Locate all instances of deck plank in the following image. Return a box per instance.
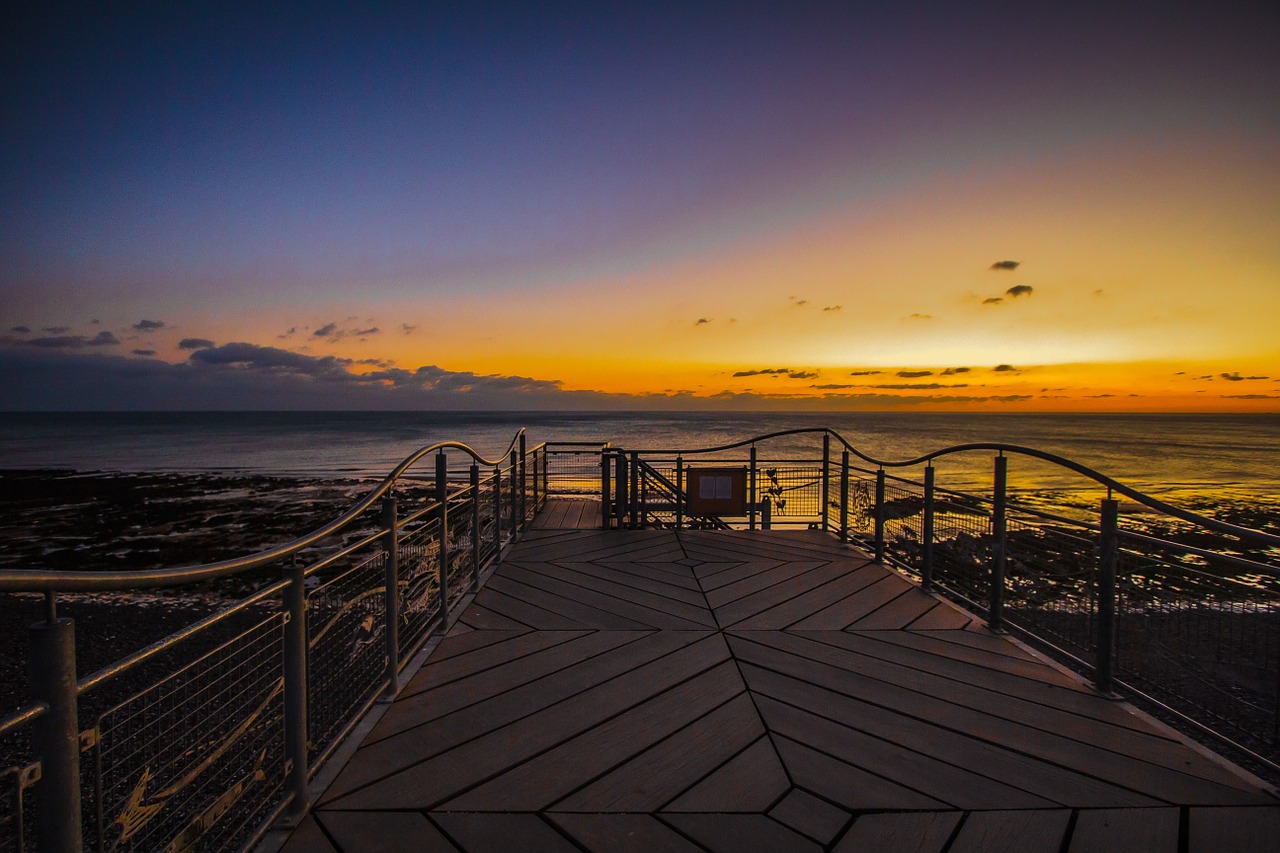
[291,524,1280,853]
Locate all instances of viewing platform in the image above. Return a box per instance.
[4,432,1278,852]
[274,500,1278,852]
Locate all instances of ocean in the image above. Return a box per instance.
[1,410,1277,502]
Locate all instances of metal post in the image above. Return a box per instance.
[436,451,449,630]
[989,455,1008,632]
[748,445,758,530]
[518,433,527,525]
[470,464,481,590]
[839,450,850,543]
[28,615,81,852]
[615,452,627,528]
[380,497,399,699]
[283,563,309,821]
[874,468,886,562]
[531,446,539,512]
[762,497,772,530]
[1096,497,1119,694]
[675,456,684,530]
[493,465,503,547]
[921,466,936,591]
[600,449,611,529]
[508,449,519,540]
[821,433,831,532]
[629,451,639,529]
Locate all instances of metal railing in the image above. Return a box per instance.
[607,428,1280,776]
[0,431,543,853]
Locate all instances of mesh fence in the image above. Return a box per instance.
[398,518,442,660]
[544,448,603,495]
[0,725,34,853]
[93,614,285,852]
[307,553,387,763]
[1002,514,1098,661]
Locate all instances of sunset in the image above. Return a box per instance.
[2,2,1277,411]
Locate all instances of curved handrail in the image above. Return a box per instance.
[0,431,527,593]
[621,427,1280,549]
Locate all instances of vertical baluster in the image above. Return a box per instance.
[600,449,611,529]
[470,464,481,590]
[675,456,684,530]
[839,450,850,544]
[282,562,309,821]
[518,433,527,526]
[921,465,936,591]
[28,603,82,850]
[381,497,399,699]
[749,444,758,530]
[821,433,831,532]
[874,468,886,562]
[493,465,503,549]
[615,451,627,529]
[1096,496,1119,694]
[629,451,640,529]
[508,449,519,541]
[436,452,449,631]
[989,454,1008,632]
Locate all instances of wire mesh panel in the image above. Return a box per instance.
[757,465,824,523]
[1002,514,1098,660]
[0,729,35,853]
[446,491,477,611]
[477,475,500,566]
[880,479,926,576]
[94,613,285,853]
[929,490,994,607]
[397,518,442,661]
[544,448,603,495]
[307,552,387,763]
[1114,541,1280,761]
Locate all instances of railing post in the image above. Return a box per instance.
[921,465,936,591]
[748,444,758,530]
[839,450,850,544]
[629,451,640,529]
[493,465,503,547]
[508,449,519,541]
[28,612,82,852]
[531,446,540,512]
[436,451,449,631]
[821,433,831,532]
[615,451,627,529]
[283,562,309,821]
[989,454,1008,632]
[470,464,481,590]
[1096,497,1119,695]
[675,456,684,530]
[874,468,886,562]
[762,497,772,530]
[600,449,611,529]
[518,433,527,525]
[380,497,399,699]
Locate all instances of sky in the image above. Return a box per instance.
[2,1,1278,411]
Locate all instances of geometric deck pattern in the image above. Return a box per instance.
[280,511,1280,852]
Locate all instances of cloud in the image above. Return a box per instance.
[401,324,417,335]
[989,260,1020,271]
[813,384,856,390]
[849,370,883,376]
[823,305,842,312]
[733,369,790,377]
[42,326,70,334]
[872,383,970,390]
[133,319,165,331]
[1005,285,1034,298]
[788,296,808,307]
[190,343,355,379]
[278,327,298,339]
[1220,372,1244,381]
[1223,394,1280,400]
[10,326,30,334]
[905,313,932,320]
[132,349,156,357]
[897,370,933,378]
[788,371,818,380]
[942,367,971,375]
[22,331,119,349]
[993,364,1016,372]
[352,327,380,336]
[982,297,1004,305]
[695,318,712,326]
[314,322,339,337]
[179,338,216,350]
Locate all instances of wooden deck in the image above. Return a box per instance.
[279,503,1280,852]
